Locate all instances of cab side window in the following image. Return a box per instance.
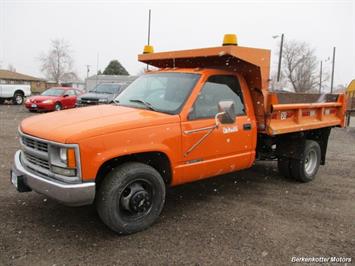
[189,75,245,120]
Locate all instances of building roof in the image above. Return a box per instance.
[86,74,137,81]
[0,69,44,81]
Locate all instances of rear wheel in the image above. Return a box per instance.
[290,140,321,182]
[54,102,62,111]
[96,162,166,235]
[13,92,24,105]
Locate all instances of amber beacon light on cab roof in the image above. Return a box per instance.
[11,34,347,234]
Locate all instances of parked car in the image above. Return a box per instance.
[76,83,127,106]
[25,87,83,112]
[0,84,31,105]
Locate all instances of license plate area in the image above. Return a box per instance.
[10,171,31,192]
[31,104,37,108]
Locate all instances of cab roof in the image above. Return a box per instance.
[138,45,271,91]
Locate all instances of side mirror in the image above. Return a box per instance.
[217,101,236,124]
[63,94,69,97]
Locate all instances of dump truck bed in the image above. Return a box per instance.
[263,92,347,135]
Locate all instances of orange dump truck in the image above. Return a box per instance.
[11,35,347,234]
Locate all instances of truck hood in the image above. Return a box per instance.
[20,105,179,143]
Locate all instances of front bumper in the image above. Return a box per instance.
[11,150,95,206]
[25,103,55,111]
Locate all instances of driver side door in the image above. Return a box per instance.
[180,75,255,183]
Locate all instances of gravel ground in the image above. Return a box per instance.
[0,104,354,265]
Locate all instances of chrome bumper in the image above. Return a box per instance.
[11,150,95,206]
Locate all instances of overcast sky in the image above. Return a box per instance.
[0,0,354,89]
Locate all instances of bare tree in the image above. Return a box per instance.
[39,39,73,83]
[281,40,320,93]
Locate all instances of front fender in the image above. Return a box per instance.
[79,123,182,181]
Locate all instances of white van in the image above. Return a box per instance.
[0,84,31,105]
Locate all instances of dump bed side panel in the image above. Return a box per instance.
[259,92,347,136]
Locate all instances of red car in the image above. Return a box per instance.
[25,87,83,112]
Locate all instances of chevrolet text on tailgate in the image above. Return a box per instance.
[11,35,347,234]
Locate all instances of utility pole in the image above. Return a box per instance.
[86,65,90,79]
[277,33,284,82]
[319,60,323,93]
[96,53,99,74]
[330,46,336,93]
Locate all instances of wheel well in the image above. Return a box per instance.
[258,127,332,165]
[14,90,24,96]
[95,152,172,191]
[303,127,331,165]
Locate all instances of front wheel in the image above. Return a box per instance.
[290,140,321,182]
[54,102,62,111]
[96,162,166,235]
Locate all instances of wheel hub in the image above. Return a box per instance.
[304,150,317,175]
[120,182,152,214]
[130,190,151,212]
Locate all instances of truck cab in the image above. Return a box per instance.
[11,35,347,234]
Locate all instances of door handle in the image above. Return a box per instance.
[243,123,252,130]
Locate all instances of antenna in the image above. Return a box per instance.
[148,9,151,46]
[146,9,151,70]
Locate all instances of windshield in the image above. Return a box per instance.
[90,83,120,94]
[41,88,64,96]
[116,73,200,114]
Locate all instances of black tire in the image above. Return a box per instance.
[0,98,4,104]
[290,140,321,183]
[96,162,166,235]
[54,102,62,111]
[13,92,24,105]
[278,157,292,179]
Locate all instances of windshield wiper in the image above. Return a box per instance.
[129,99,158,111]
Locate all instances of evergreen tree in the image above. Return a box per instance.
[103,60,129,75]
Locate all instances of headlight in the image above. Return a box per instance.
[25,99,30,103]
[99,98,108,103]
[49,146,78,179]
[59,147,67,163]
[42,99,53,104]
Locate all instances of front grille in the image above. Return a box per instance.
[23,152,50,170]
[22,136,48,152]
[81,98,99,105]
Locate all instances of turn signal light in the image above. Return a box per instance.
[67,148,76,168]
